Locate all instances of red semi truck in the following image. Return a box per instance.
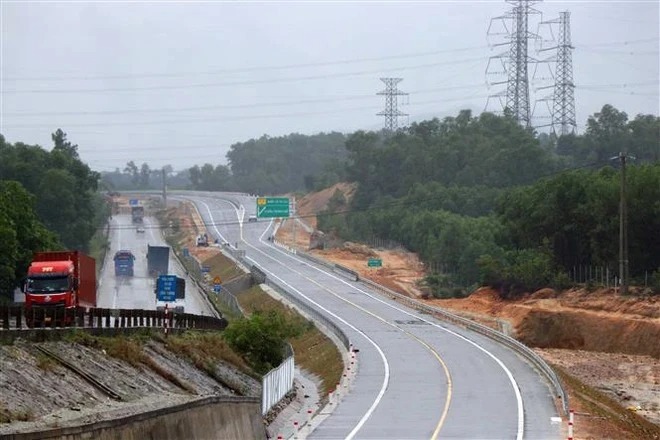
[23,251,97,327]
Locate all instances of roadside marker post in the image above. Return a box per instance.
[163,303,169,337]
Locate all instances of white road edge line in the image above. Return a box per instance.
[174,193,527,439]
[253,216,526,440]
[261,228,526,440]
[196,197,392,440]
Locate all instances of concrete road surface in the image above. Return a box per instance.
[171,191,563,440]
[96,214,214,316]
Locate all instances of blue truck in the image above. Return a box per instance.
[114,250,135,276]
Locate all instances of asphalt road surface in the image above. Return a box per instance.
[172,191,562,440]
[96,214,214,316]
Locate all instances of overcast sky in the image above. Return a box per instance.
[1,1,658,173]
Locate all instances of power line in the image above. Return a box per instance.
[5,38,652,84]
[579,37,659,48]
[576,48,659,56]
[2,56,486,94]
[2,84,484,117]
[3,45,489,82]
[576,81,659,89]
[3,93,492,129]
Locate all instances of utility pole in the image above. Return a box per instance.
[614,152,634,295]
[162,167,167,207]
[377,78,408,132]
[292,196,296,250]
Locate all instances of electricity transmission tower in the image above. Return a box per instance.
[550,11,576,135]
[486,1,540,127]
[534,11,576,136]
[377,78,408,132]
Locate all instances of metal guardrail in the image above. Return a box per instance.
[293,248,568,415]
[357,276,569,415]
[212,237,351,352]
[333,263,359,282]
[0,306,227,331]
[168,243,225,320]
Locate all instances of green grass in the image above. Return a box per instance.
[0,404,34,424]
[165,331,258,394]
[0,403,11,424]
[204,253,245,285]
[71,331,243,394]
[237,286,343,395]
[35,354,57,372]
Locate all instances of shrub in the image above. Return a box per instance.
[223,310,303,375]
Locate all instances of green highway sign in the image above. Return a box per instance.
[257,197,290,218]
[367,258,382,268]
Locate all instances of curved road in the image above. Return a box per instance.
[97,213,214,316]
[174,191,562,439]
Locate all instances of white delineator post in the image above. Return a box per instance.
[567,409,574,440]
[164,303,169,336]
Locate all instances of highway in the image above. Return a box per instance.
[96,214,214,316]
[174,191,562,440]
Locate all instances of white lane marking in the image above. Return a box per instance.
[196,197,391,440]
[245,253,391,440]
[170,194,525,440]
[261,233,526,440]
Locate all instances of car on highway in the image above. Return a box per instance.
[136,226,145,233]
[248,215,258,223]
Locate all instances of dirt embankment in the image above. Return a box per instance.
[432,287,660,358]
[294,182,356,229]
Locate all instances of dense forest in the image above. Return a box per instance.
[0,130,106,297]
[226,132,348,194]
[100,131,347,195]
[317,105,660,295]
[1,104,657,298]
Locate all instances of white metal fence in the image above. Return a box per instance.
[261,345,295,415]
